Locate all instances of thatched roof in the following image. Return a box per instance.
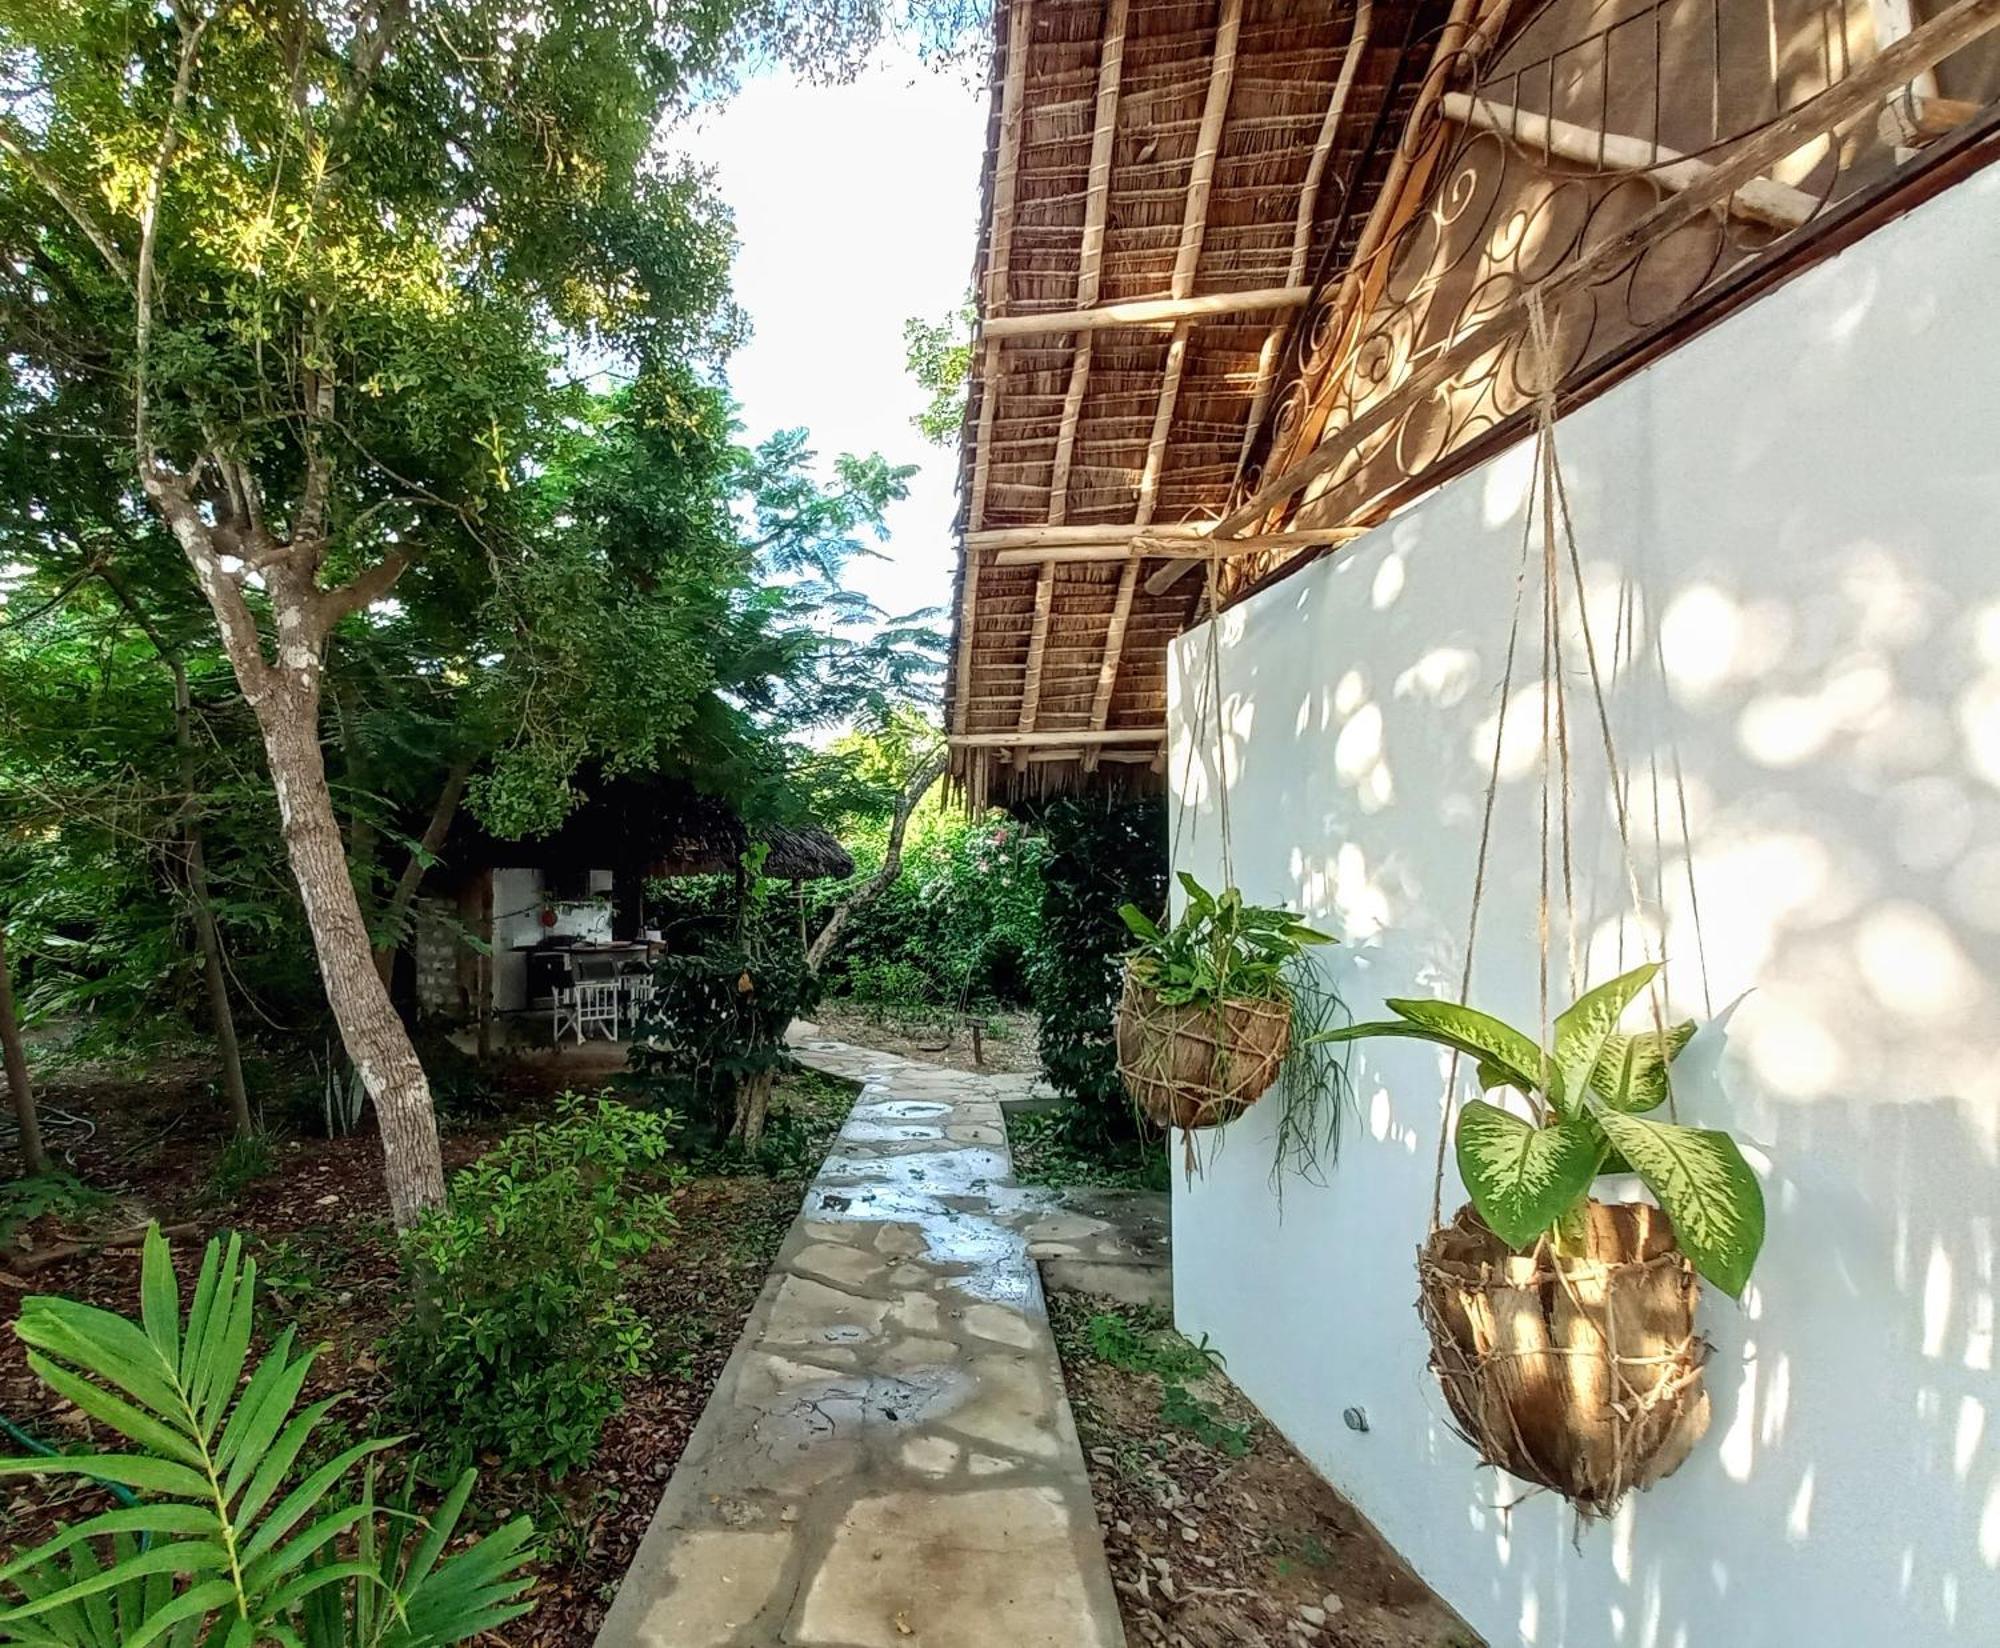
[947,0,2000,806]
[445,777,854,883]
[945,0,1450,805]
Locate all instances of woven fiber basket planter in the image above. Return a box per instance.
[1114,971,1291,1131]
[1417,1200,1711,1518]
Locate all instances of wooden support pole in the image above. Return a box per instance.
[1439,93,1819,230]
[1209,0,2000,540]
[981,285,1312,338]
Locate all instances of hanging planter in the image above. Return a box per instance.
[1317,962,1764,1517]
[1419,1201,1710,1514]
[1115,976,1291,1130]
[1114,874,1329,1133]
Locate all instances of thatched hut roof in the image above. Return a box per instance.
[945,0,1451,805]
[445,777,854,883]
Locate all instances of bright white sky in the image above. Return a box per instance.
[683,50,988,627]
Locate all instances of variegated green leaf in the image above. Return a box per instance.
[1550,962,1659,1117]
[1591,1105,1765,1296]
[1453,1101,1603,1249]
[1589,1020,1696,1113]
[1388,998,1548,1094]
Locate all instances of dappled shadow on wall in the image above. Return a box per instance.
[1164,273,2000,1640]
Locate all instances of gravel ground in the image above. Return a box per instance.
[1049,1293,1482,1648]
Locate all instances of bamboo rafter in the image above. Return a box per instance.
[1087,0,1242,770]
[1236,0,1374,479]
[1021,0,1127,738]
[954,0,1033,753]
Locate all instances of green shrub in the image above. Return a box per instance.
[0,1172,108,1246]
[203,1129,277,1204]
[808,806,1047,1011]
[1029,797,1167,1144]
[0,1225,536,1645]
[389,1095,680,1478]
[626,913,821,1149]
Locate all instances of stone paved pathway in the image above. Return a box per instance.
[595,1037,1134,1648]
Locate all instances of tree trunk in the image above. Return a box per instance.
[807,749,946,972]
[729,1067,775,1149]
[254,670,445,1225]
[0,921,49,1176]
[373,758,472,987]
[170,661,252,1136]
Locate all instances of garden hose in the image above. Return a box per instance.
[0,1408,149,1544]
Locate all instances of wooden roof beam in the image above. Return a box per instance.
[1439,93,1819,230]
[996,527,1367,567]
[950,728,1165,748]
[981,285,1312,338]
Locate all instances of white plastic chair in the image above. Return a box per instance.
[573,979,621,1041]
[551,985,580,1045]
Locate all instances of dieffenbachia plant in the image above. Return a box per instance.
[1314,962,1764,1296]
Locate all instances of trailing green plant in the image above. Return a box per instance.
[1315,961,1764,1295]
[388,1096,680,1478]
[0,1225,536,1646]
[1118,874,1333,1006]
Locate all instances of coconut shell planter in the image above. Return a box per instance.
[1115,972,1292,1131]
[1418,1201,1711,1514]
[1317,961,1765,1516]
[1113,876,1331,1136]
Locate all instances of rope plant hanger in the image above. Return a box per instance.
[1322,287,1766,1520]
[1116,533,1343,1180]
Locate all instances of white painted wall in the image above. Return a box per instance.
[1167,169,2000,1647]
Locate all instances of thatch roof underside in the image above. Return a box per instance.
[946,0,1449,805]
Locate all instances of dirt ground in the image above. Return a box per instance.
[808,999,1042,1075]
[0,1052,845,1646]
[1049,1294,1481,1648]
